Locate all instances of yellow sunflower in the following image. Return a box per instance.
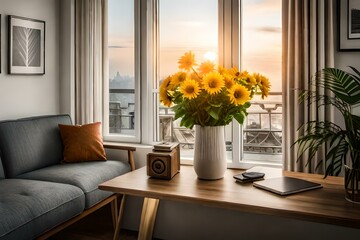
[160,76,172,90]
[198,61,215,76]
[170,72,187,87]
[238,70,250,79]
[203,72,225,95]
[228,84,251,106]
[254,73,271,98]
[218,66,228,75]
[239,71,256,87]
[178,51,196,71]
[159,87,172,107]
[223,74,235,89]
[229,67,240,77]
[180,79,200,99]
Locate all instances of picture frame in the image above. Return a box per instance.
[8,15,45,74]
[339,0,360,51]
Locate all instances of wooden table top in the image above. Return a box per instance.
[99,165,360,229]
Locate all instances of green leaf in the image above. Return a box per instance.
[317,68,360,105]
[243,102,251,108]
[174,107,186,120]
[234,112,246,124]
[207,107,221,120]
[324,136,348,176]
[209,102,222,108]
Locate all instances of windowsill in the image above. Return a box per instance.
[104,141,283,170]
[103,141,153,149]
[181,157,282,170]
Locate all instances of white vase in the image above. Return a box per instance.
[193,125,227,180]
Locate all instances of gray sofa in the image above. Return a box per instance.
[0,115,135,240]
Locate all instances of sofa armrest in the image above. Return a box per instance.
[103,143,136,171]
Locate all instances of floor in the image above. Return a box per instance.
[49,204,138,240]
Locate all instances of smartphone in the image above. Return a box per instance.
[233,172,265,183]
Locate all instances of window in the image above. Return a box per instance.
[104,0,140,142]
[105,0,282,167]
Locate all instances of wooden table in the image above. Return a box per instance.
[99,165,360,240]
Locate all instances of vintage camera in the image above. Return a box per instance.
[147,143,180,179]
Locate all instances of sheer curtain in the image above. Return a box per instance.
[75,0,108,125]
[282,0,335,173]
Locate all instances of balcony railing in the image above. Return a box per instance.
[109,89,135,134]
[158,93,283,155]
[109,89,282,155]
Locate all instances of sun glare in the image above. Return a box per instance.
[204,51,217,62]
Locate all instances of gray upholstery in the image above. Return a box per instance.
[0,115,72,177]
[0,179,84,240]
[0,114,133,238]
[18,160,131,208]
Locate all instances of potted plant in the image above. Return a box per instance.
[159,51,270,180]
[294,67,360,203]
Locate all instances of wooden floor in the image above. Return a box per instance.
[49,204,138,240]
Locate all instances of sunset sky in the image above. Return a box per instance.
[108,0,282,92]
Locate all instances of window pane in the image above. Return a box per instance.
[158,0,218,159]
[242,0,282,164]
[108,0,135,135]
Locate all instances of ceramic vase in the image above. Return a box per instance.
[193,125,227,180]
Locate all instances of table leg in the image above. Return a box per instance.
[138,197,160,240]
[111,196,118,230]
[113,194,126,240]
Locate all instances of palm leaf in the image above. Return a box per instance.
[301,91,349,114]
[324,135,348,176]
[316,68,360,105]
[348,66,360,85]
[295,67,360,176]
[295,121,340,159]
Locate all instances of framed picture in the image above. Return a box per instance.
[8,15,45,74]
[339,0,360,51]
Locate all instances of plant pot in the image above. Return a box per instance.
[193,125,227,180]
[344,165,360,204]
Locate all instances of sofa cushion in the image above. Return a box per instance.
[58,122,107,163]
[18,160,131,208]
[0,179,84,240]
[0,115,72,178]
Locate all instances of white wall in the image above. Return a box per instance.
[334,51,360,71]
[0,0,60,120]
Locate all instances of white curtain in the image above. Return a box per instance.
[282,0,335,173]
[75,0,108,125]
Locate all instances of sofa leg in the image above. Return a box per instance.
[112,194,126,240]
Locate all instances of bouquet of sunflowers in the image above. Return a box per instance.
[159,51,270,129]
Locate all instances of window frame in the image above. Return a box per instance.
[104,0,282,168]
[103,0,141,143]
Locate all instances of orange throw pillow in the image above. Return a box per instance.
[58,122,107,163]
